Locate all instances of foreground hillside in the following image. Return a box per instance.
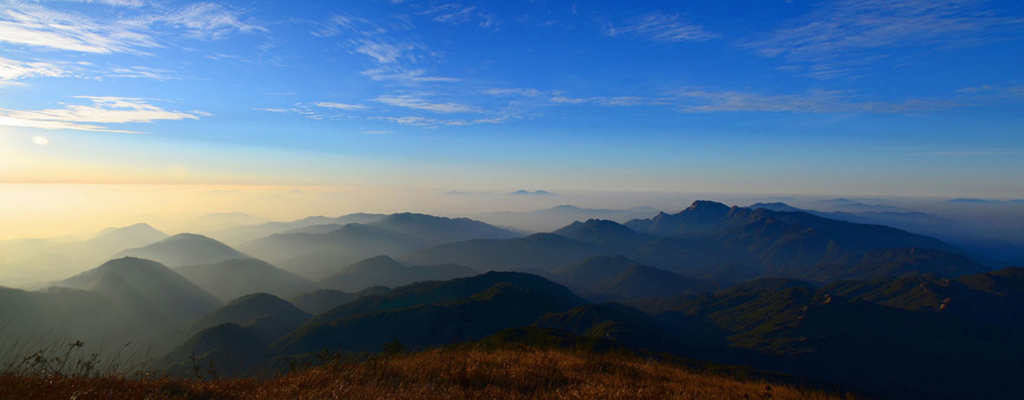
[0,347,858,400]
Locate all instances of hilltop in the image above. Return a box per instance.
[0,345,860,400]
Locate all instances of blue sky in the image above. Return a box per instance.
[1,0,1023,198]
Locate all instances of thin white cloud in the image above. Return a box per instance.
[0,2,264,55]
[0,56,68,85]
[362,68,460,83]
[0,96,203,133]
[417,3,497,29]
[373,94,479,113]
[314,13,425,65]
[352,38,416,64]
[551,95,664,107]
[746,0,1024,78]
[549,88,957,114]
[315,102,370,111]
[0,3,158,53]
[372,115,506,127]
[605,12,715,43]
[140,3,267,40]
[481,88,559,97]
[58,0,146,7]
[107,66,179,81]
[671,89,953,113]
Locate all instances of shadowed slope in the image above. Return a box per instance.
[56,257,221,324]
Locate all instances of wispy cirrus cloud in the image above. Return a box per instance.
[0,96,203,133]
[0,2,264,55]
[362,68,460,83]
[746,0,1024,79]
[0,56,68,86]
[254,101,370,120]
[670,88,953,113]
[106,65,180,81]
[314,13,428,64]
[0,3,158,53]
[60,0,145,7]
[315,102,370,111]
[604,12,715,43]
[373,94,479,113]
[417,3,498,29]
[480,87,561,97]
[548,88,959,114]
[371,115,507,127]
[314,12,455,86]
[135,3,267,40]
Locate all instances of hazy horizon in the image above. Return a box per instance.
[2,182,1021,240]
[2,1,1022,223]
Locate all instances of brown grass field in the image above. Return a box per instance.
[0,347,862,400]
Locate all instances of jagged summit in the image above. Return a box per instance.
[684,200,733,214]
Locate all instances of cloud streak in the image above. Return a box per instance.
[0,2,264,54]
[315,102,370,111]
[0,96,203,133]
[373,94,479,113]
[745,0,1024,78]
[0,56,68,85]
[548,88,959,114]
[605,12,715,43]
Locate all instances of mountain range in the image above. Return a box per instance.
[0,223,168,288]
[115,233,249,268]
[1,202,1020,399]
[239,213,520,279]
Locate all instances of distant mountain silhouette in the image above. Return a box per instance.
[948,198,1024,204]
[748,202,965,245]
[748,202,804,213]
[549,256,716,302]
[275,272,586,356]
[318,255,477,292]
[372,213,520,244]
[56,257,222,324]
[553,219,656,251]
[812,198,908,212]
[509,190,554,196]
[183,292,311,343]
[400,233,607,272]
[0,223,167,288]
[400,202,980,285]
[115,233,248,267]
[90,223,169,251]
[473,205,661,233]
[238,224,429,279]
[189,212,269,232]
[289,286,391,315]
[623,200,974,283]
[175,258,316,302]
[240,215,519,279]
[211,213,388,245]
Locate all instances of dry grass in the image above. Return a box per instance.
[0,348,862,400]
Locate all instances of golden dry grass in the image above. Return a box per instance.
[0,348,861,400]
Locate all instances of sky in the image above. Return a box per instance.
[1,0,1023,237]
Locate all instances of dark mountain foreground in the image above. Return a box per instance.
[0,344,861,400]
